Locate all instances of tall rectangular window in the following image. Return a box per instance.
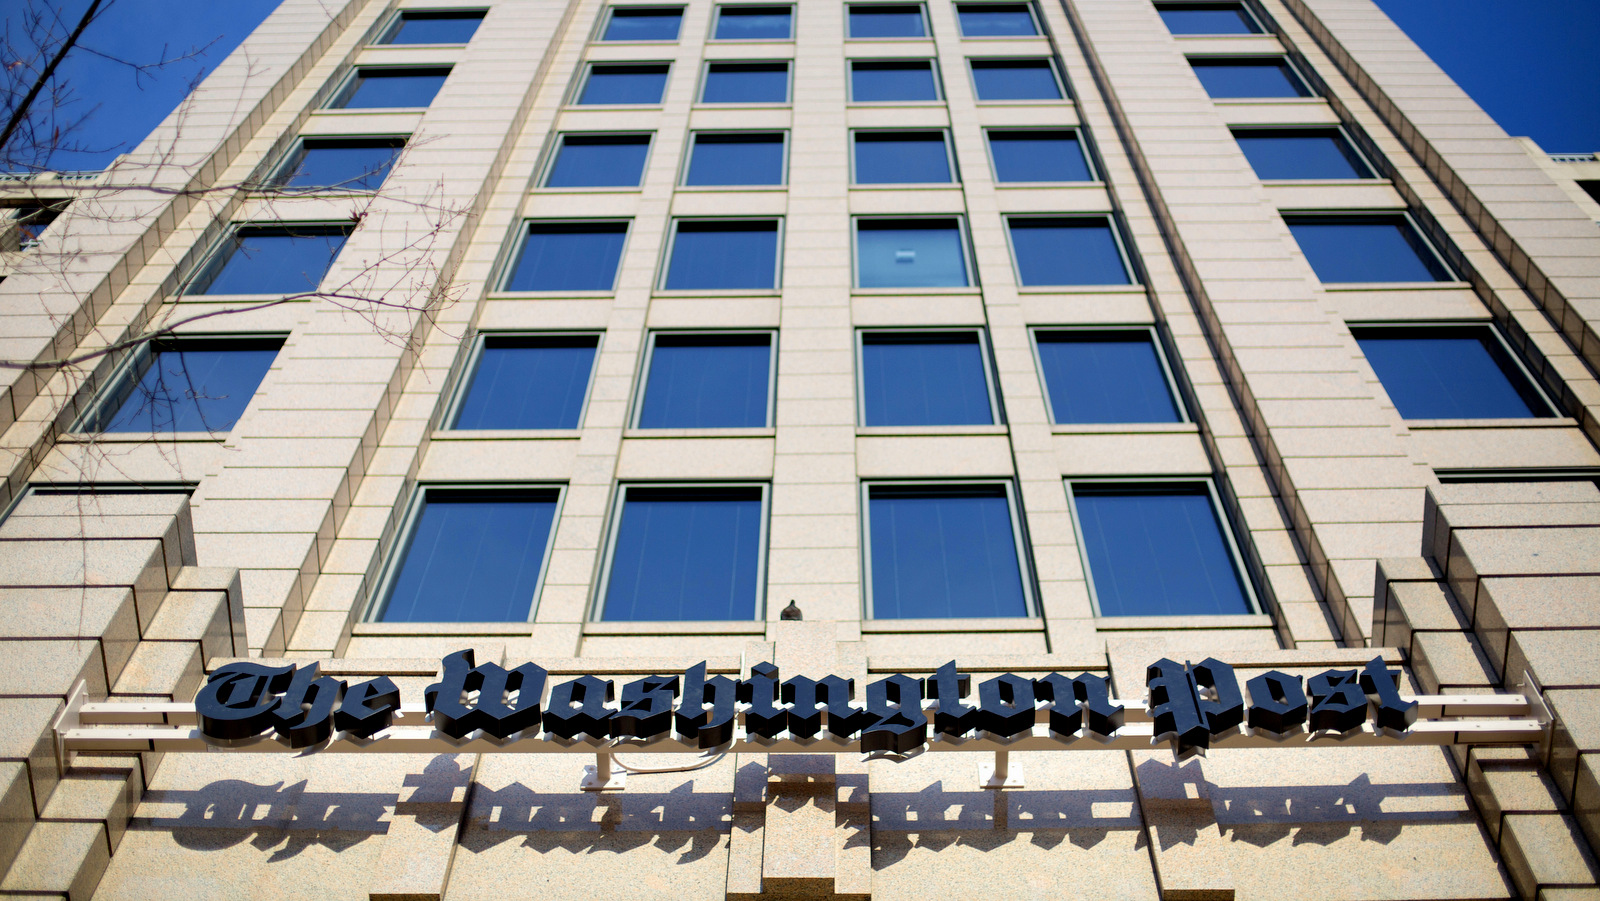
[578,64,671,104]
[663,219,781,290]
[449,334,601,430]
[85,337,283,433]
[856,218,969,288]
[271,137,405,191]
[860,331,996,426]
[1283,213,1453,283]
[849,60,941,102]
[186,225,351,295]
[955,3,1038,36]
[847,3,927,38]
[375,488,560,622]
[987,129,1092,182]
[379,10,486,44]
[865,483,1032,619]
[328,67,451,109]
[1008,216,1132,286]
[600,6,684,40]
[1352,325,1554,419]
[701,61,791,102]
[1071,483,1254,616]
[853,131,954,183]
[1155,2,1261,35]
[598,485,766,621]
[1234,128,1374,180]
[713,5,793,39]
[684,132,787,185]
[636,333,774,428]
[543,134,652,187]
[1034,329,1183,424]
[1190,57,1311,98]
[503,221,629,291]
[969,59,1063,100]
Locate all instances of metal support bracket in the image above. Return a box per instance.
[1519,670,1555,766]
[50,680,89,776]
[979,750,1024,789]
[581,751,627,791]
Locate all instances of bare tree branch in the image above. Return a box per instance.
[0,0,106,158]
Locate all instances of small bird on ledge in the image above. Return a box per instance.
[780,600,802,621]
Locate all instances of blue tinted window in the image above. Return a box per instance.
[988,130,1091,182]
[602,7,683,40]
[665,220,781,290]
[505,222,628,291]
[380,490,559,622]
[94,338,280,433]
[1009,217,1131,286]
[275,138,403,190]
[381,10,485,44]
[639,334,772,427]
[715,5,792,39]
[189,226,350,295]
[452,335,599,430]
[850,60,940,102]
[331,68,450,109]
[862,332,993,426]
[1036,331,1181,423]
[1235,129,1372,180]
[857,218,968,287]
[545,134,651,187]
[1074,486,1252,616]
[956,3,1037,36]
[854,132,952,183]
[602,486,764,620]
[579,64,670,104]
[1284,214,1452,283]
[970,59,1062,100]
[868,485,1029,619]
[1354,327,1550,419]
[685,133,786,185]
[849,4,926,37]
[1156,2,1260,35]
[1191,58,1309,98]
[702,62,790,102]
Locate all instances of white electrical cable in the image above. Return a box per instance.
[610,747,728,774]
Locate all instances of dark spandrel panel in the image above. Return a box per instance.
[382,11,486,44]
[579,64,671,104]
[1008,217,1131,286]
[545,135,652,187]
[1035,333,1181,424]
[602,7,683,40]
[685,133,786,185]
[98,341,280,433]
[1355,330,1549,419]
[1075,489,1252,617]
[1284,215,1452,283]
[970,59,1062,100]
[505,222,628,291]
[1235,130,1372,180]
[854,132,951,183]
[276,139,403,190]
[452,336,599,430]
[602,488,764,621]
[332,69,450,108]
[715,6,792,39]
[664,220,780,290]
[639,335,772,428]
[1190,58,1309,98]
[869,487,1028,619]
[956,3,1036,36]
[988,130,1091,182]
[862,333,992,426]
[1156,2,1260,35]
[848,4,926,37]
[379,492,558,622]
[702,62,791,102]
[850,61,939,102]
[857,219,967,287]
[189,227,350,295]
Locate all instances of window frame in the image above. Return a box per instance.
[966,56,1069,103]
[325,65,452,110]
[953,1,1043,39]
[1153,0,1266,36]
[844,2,931,40]
[630,330,779,429]
[181,222,354,297]
[846,58,944,104]
[709,3,795,41]
[1187,54,1315,100]
[591,481,772,622]
[74,333,287,435]
[1229,124,1378,181]
[1029,326,1190,425]
[1002,213,1140,287]
[595,5,686,42]
[657,217,785,292]
[440,331,605,431]
[266,135,408,193]
[860,479,1038,620]
[1065,477,1261,618]
[983,127,1097,183]
[855,328,1003,427]
[375,8,488,45]
[851,214,977,290]
[849,128,958,185]
[498,219,633,294]
[1,202,67,251]
[538,132,655,189]
[571,61,674,106]
[1281,209,1458,284]
[364,483,567,623]
[697,59,793,105]
[679,130,790,187]
[1348,320,1559,420]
